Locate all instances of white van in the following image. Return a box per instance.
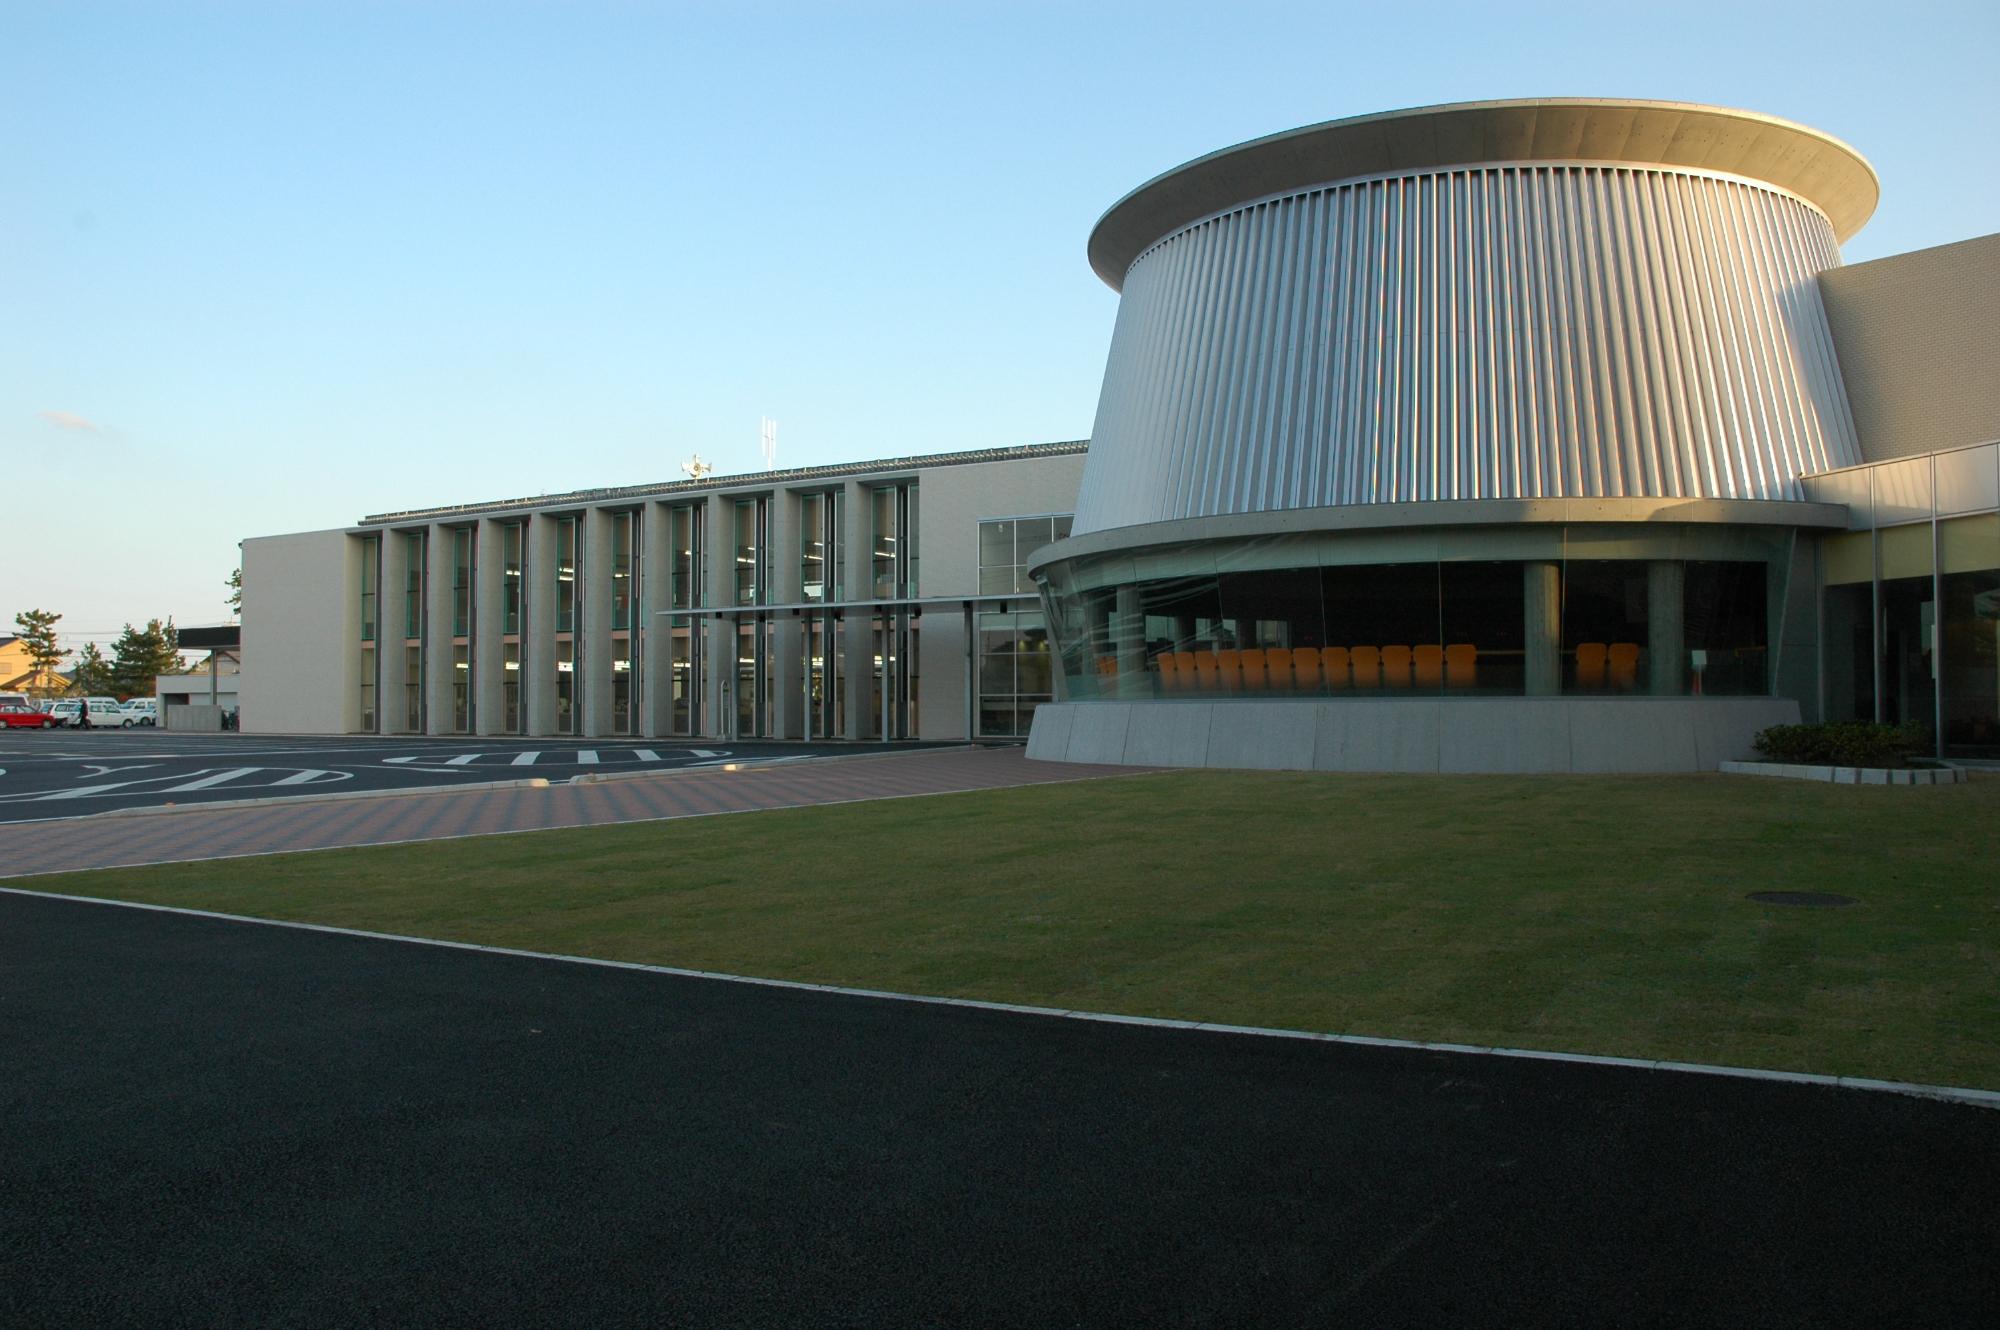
[49,697,134,728]
[123,698,160,726]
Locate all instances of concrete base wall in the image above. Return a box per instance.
[1026,697,1801,774]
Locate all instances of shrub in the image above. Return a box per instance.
[1752,721,1929,769]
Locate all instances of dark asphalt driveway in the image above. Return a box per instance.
[0,733,958,822]
[4,890,1996,1327]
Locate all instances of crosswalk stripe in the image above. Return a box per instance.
[273,769,337,786]
[510,752,540,767]
[446,754,482,766]
[577,750,599,765]
[633,749,661,763]
[165,767,262,792]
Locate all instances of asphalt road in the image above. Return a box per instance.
[4,889,1996,1328]
[0,732,958,822]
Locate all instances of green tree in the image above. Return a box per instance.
[226,566,241,618]
[109,618,183,699]
[11,608,70,695]
[72,642,113,695]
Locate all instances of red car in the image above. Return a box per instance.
[0,703,60,730]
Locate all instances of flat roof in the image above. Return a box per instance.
[1089,98,1879,290]
[358,439,1089,527]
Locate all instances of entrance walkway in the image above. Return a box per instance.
[0,747,1152,879]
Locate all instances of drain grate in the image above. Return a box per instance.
[1746,891,1858,908]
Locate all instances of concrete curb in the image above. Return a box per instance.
[4,884,1995,1113]
[1719,760,1968,786]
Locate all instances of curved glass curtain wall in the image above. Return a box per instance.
[1037,524,1791,701]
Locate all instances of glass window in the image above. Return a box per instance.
[977,608,1053,736]
[1941,514,2000,757]
[611,511,633,630]
[404,532,425,640]
[800,492,825,602]
[556,517,578,633]
[451,527,473,638]
[734,498,765,606]
[671,504,702,610]
[1561,561,1648,694]
[501,523,523,635]
[979,514,1071,596]
[1878,524,1935,732]
[503,639,520,733]
[358,536,378,642]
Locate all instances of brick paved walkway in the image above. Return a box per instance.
[0,747,1154,879]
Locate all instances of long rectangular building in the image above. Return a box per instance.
[241,442,1085,740]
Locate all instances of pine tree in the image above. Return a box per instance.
[226,567,242,618]
[72,642,112,695]
[109,619,184,699]
[11,608,70,695]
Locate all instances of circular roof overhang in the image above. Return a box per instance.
[1088,98,1879,291]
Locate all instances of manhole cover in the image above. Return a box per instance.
[1746,891,1858,908]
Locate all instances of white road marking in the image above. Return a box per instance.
[33,778,162,801]
[633,749,661,763]
[689,749,723,758]
[511,751,541,766]
[80,764,157,778]
[385,757,418,764]
[576,750,599,765]
[272,769,347,786]
[164,768,263,792]
[445,754,483,766]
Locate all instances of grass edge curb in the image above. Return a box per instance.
[8,882,1996,1112]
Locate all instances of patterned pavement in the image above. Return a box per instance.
[0,747,1154,879]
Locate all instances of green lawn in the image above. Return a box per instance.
[16,771,2000,1088]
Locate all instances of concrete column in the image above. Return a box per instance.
[1115,585,1147,698]
[581,508,615,736]
[641,503,673,738]
[379,530,412,733]
[1525,561,1562,696]
[842,481,873,739]
[769,491,801,739]
[705,494,734,739]
[1648,560,1686,696]
[474,519,508,734]
[524,512,558,736]
[424,524,456,734]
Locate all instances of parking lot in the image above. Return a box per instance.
[0,731,956,823]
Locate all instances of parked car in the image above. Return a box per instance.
[48,697,135,728]
[0,702,60,729]
[122,698,160,726]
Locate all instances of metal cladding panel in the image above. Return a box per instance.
[1073,165,1862,535]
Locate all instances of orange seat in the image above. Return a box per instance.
[1215,649,1243,692]
[1444,643,1478,689]
[1349,645,1381,689]
[1239,648,1268,691]
[1193,652,1219,691]
[1157,653,1180,694]
[1266,649,1294,691]
[1574,642,1608,690]
[1608,642,1641,691]
[1380,645,1413,688]
[1174,651,1197,692]
[1095,655,1117,679]
[1321,646,1350,690]
[1412,644,1444,689]
[1291,647,1322,689]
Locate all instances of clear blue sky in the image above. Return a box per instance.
[6,0,1996,650]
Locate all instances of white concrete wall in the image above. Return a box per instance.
[1028,697,1800,774]
[240,527,355,734]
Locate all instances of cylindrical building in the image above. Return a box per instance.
[1029,99,1880,773]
